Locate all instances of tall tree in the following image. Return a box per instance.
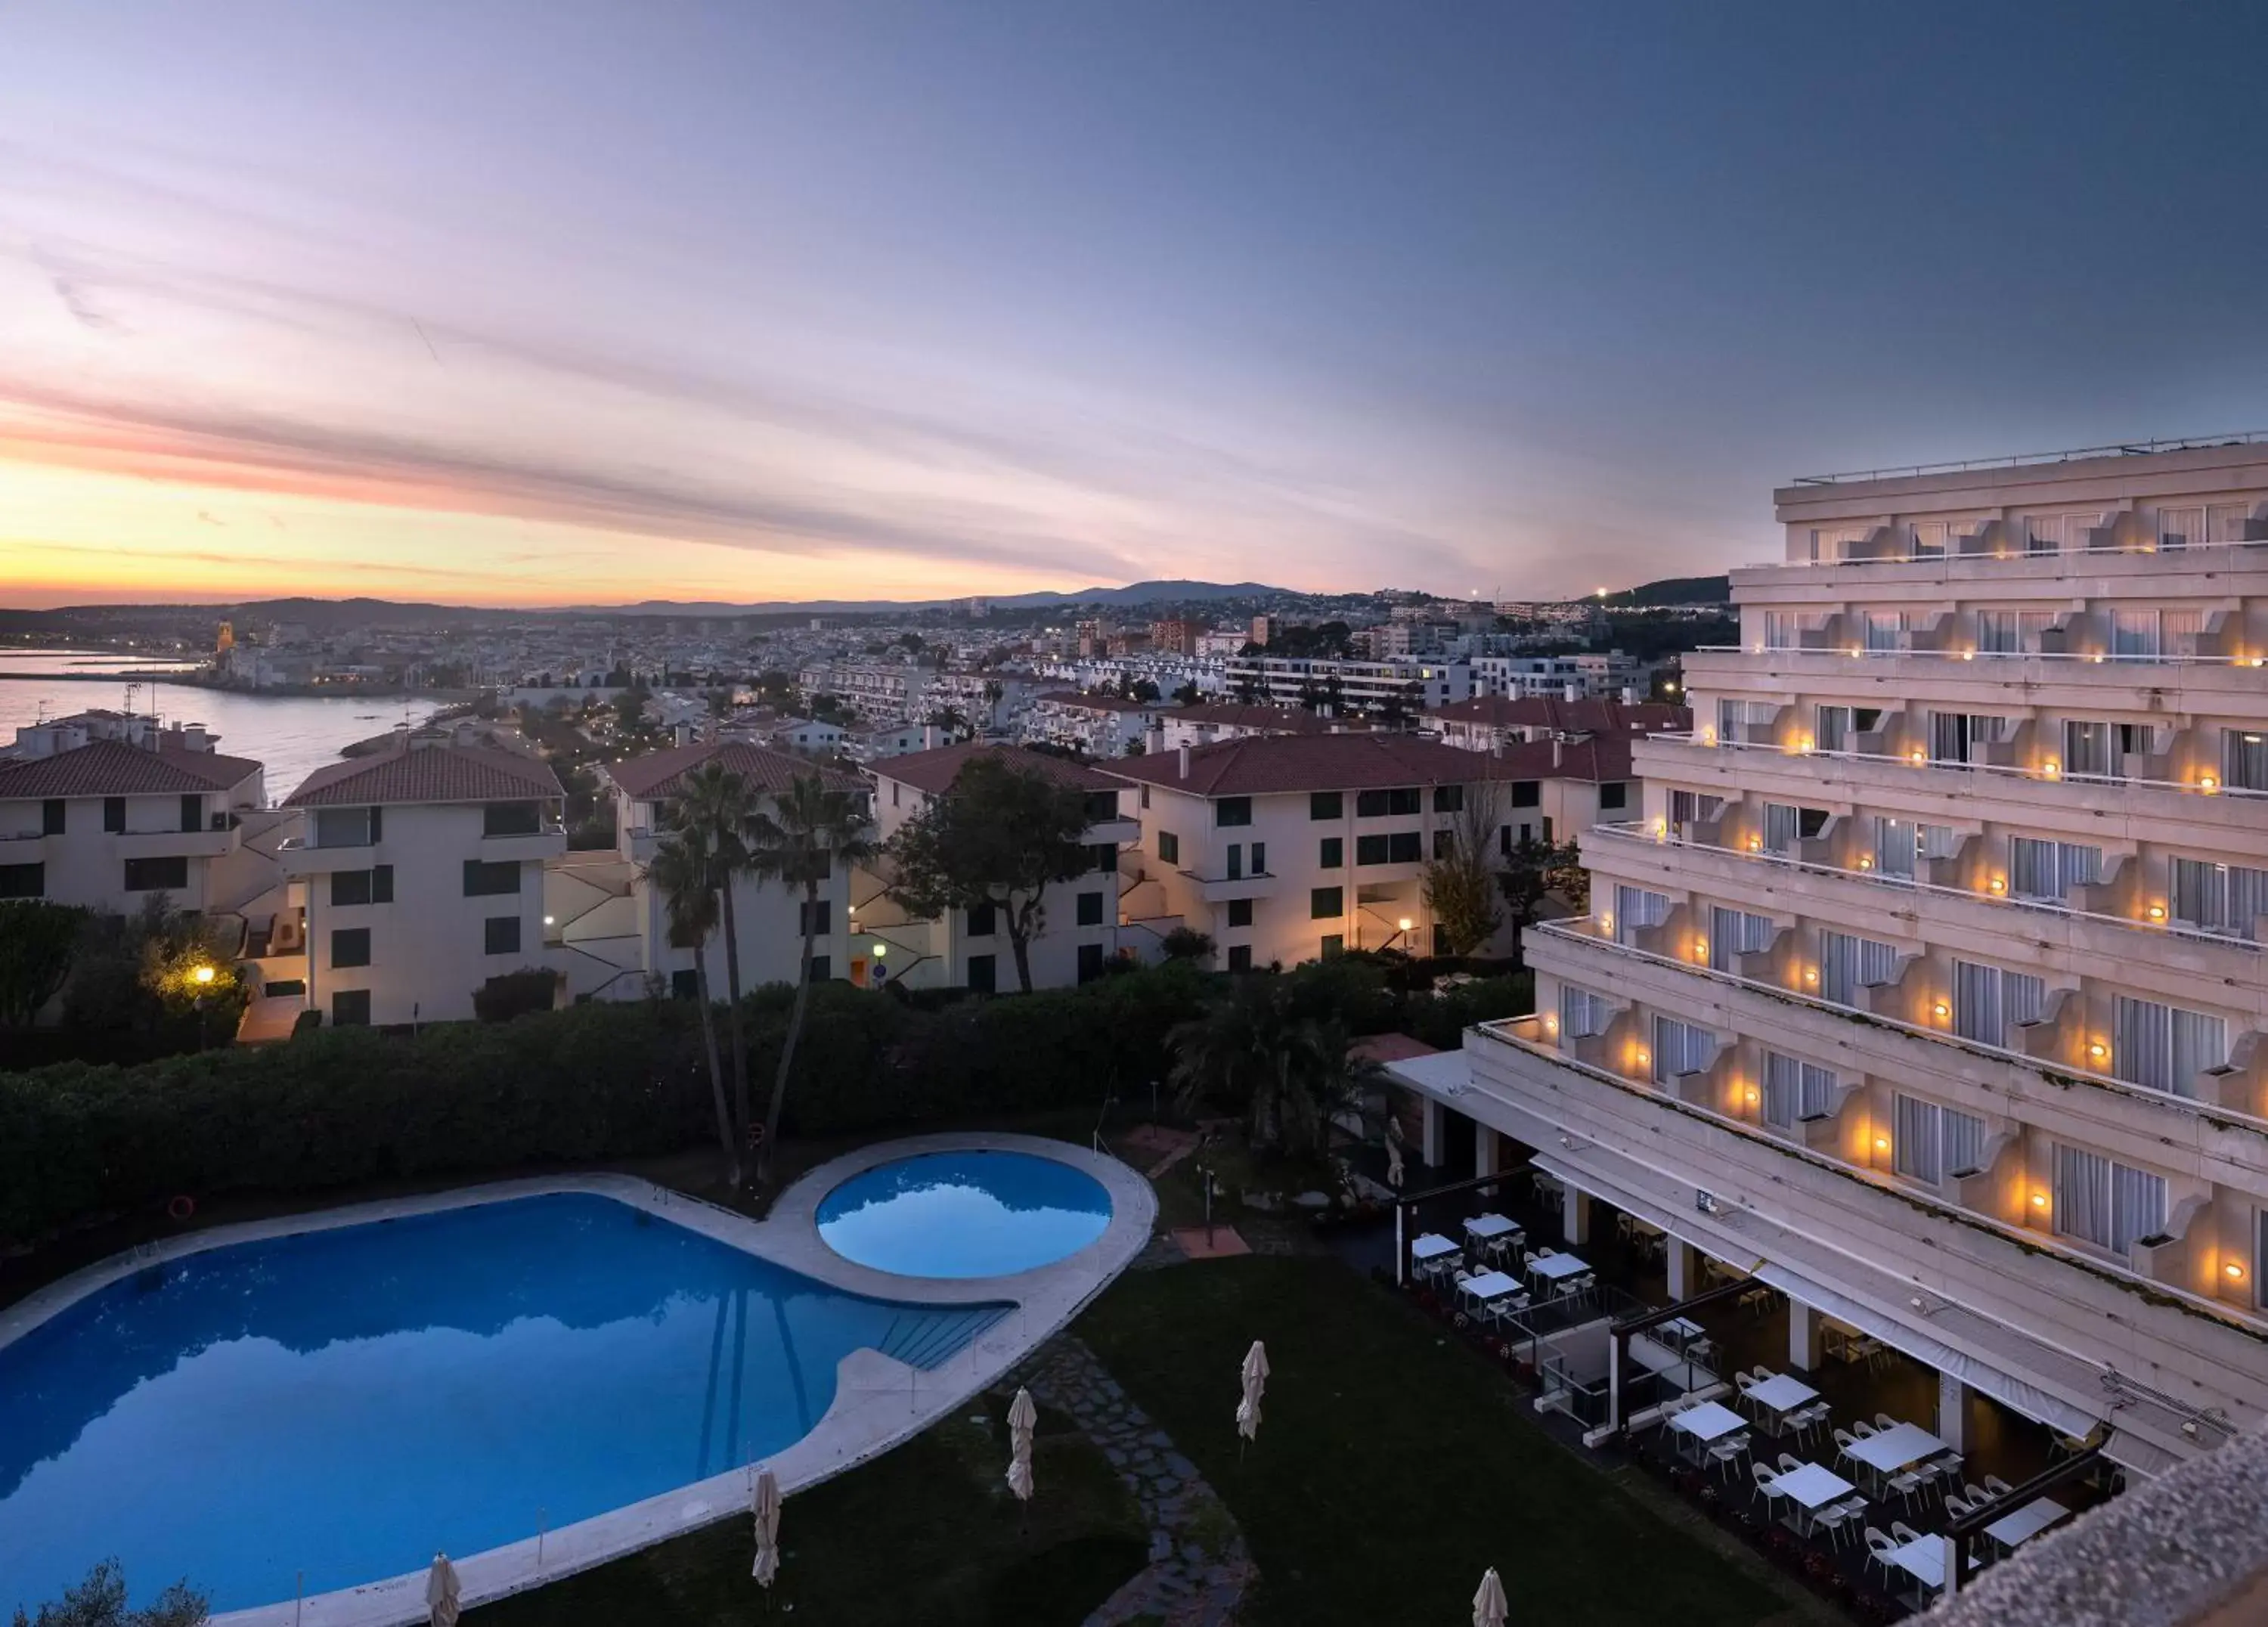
[665,761,758,1150]
[1497,834,1588,964]
[745,773,875,1182]
[1419,782,1505,957]
[885,754,1095,993]
[648,830,739,1186]
[1167,978,1366,1160]
[0,901,87,1027]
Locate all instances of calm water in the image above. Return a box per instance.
[817,1151,1113,1278]
[0,652,441,800]
[0,1194,1007,1613]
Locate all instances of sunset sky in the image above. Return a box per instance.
[6,2,2268,609]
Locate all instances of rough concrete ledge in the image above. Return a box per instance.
[1929,1427,2268,1627]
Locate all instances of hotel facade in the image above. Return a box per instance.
[1426,439,2268,1480]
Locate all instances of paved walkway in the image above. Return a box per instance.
[1015,1335,1256,1627]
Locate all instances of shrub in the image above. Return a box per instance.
[472,968,562,1024]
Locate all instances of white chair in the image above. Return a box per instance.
[1891,1520,1924,1546]
[1749,1461,1784,1511]
[1864,1526,1898,1584]
[1944,1494,1973,1520]
[1885,1469,1923,1514]
[1811,1502,1851,1547]
[1451,1269,1475,1310]
[1984,1474,2015,1499]
[1851,1420,1878,1439]
[1833,1427,1861,1463]
[1965,1480,1993,1506]
[1874,1412,1899,1432]
[1707,1435,1749,1481]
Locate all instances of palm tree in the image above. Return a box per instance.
[664,761,760,1158]
[745,773,875,1182]
[1167,979,1362,1160]
[649,830,739,1186]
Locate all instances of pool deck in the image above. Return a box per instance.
[1,1131,1155,1627]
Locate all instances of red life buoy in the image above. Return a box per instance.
[168,1195,196,1222]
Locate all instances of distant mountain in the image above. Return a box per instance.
[584,580,1288,615]
[1597,575,1730,608]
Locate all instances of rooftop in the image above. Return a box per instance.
[1101,731,1631,798]
[606,739,863,801]
[285,736,565,807]
[1168,702,1370,734]
[872,740,1123,797]
[1427,696,1688,735]
[0,739,263,799]
[1789,429,2268,489]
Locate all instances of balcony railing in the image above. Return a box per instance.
[1524,918,2268,1136]
[1789,430,2268,487]
[1644,732,2260,804]
[1585,820,2266,956]
[1695,643,2268,671]
[1468,1012,2268,1340]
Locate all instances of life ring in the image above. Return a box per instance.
[167,1195,197,1222]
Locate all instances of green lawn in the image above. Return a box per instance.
[1080,1255,1796,1627]
[469,1390,1145,1625]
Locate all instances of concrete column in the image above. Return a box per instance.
[1562,1185,1591,1244]
[1476,1127,1501,1180]
[1788,1300,1823,1371]
[1421,1097,1446,1169]
[1666,1241,1699,1301]
[1938,1369,1967,1451]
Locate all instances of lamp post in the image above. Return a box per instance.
[192,963,215,1051]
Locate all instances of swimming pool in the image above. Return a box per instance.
[0,1192,1006,1616]
[816,1150,1113,1278]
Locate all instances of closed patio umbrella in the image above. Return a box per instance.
[1238,1340,1269,1446]
[1473,1566,1507,1627]
[1007,1385,1037,1505]
[751,1465,782,1590]
[426,1553,461,1627]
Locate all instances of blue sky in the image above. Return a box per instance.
[4,2,2266,605]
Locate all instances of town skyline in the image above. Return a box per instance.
[11,3,2268,609]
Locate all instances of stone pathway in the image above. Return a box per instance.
[1014,1335,1256,1626]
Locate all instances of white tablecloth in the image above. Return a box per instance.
[1466,1213,1520,1239]
[1885,1536,1945,1589]
[1411,1233,1459,1260]
[1745,1372,1819,1413]
[1530,1252,1592,1282]
[1846,1421,1947,1474]
[1464,1270,1523,1301]
[1668,1401,1746,1443]
[1984,1498,2068,1548]
[1771,1461,1855,1510]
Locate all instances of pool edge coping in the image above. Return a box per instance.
[3,1131,1154,1627]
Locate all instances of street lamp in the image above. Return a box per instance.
[192,964,215,1051]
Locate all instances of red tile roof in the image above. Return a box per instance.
[284,739,563,807]
[605,739,863,801]
[872,741,1123,797]
[1427,696,1690,734]
[1168,703,1370,734]
[1099,731,1631,798]
[1040,693,1165,715]
[0,739,263,799]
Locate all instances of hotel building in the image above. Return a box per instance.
[1424,438,2268,1478]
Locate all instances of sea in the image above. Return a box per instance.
[0,651,445,802]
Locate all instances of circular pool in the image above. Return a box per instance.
[816,1150,1113,1278]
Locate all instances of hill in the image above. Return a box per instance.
[1597,574,1730,608]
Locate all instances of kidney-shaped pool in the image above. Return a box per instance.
[0,1193,1006,1616]
[816,1150,1113,1278]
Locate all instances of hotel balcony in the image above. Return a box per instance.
[1687,646,2268,717]
[1083,815,1143,846]
[1581,823,2268,1012]
[275,836,375,877]
[1457,1009,2268,1474]
[1730,528,2268,595]
[1635,735,2268,853]
[478,823,569,864]
[116,826,240,860]
[1524,920,2268,1188]
[1184,866,1277,903]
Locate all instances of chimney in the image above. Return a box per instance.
[673,722,693,747]
[1622,685,1637,705]
[1177,744,1190,780]
[1552,738,1563,769]
[1563,681,1579,702]
[1145,722,1164,755]
[923,723,945,750]
[1490,736,1503,759]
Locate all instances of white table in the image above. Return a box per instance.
[1885,1536,1980,1603]
[1770,1461,1856,1535]
[1411,1232,1460,1260]
[1529,1251,1593,1282]
[1669,1400,1747,1443]
[1744,1372,1819,1418]
[1984,1498,2068,1551]
[1847,1421,1947,1480]
[1466,1212,1520,1239]
[1464,1269,1523,1302]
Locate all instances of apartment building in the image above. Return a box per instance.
[1021,693,1167,758]
[855,742,1157,990]
[1424,696,1688,754]
[584,739,863,1002]
[1155,702,1371,751]
[1422,439,2268,1481]
[1223,654,1473,713]
[281,734,567,1027]
[0,712,266,916]
[1101,733,1631,969]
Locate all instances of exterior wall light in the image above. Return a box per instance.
[2146,903,2167,921]
[1931,1000,1950,1020]
[2030,1192,2049,1210]
[1802,967,1819,985]
[2199,774,2220,793]
[1988,877,2006,894]
[1743,1086,1759,1106]
[1857,856,1873,870]
[2226,1261,2248,1281]
[2041,760,2062,779]
[1907,748,1927,766]
[1543,1013,1559,1033]
[1701,727,1719,745]
[871,941,888,957]
[1598,915,1614,934]
[2087,1041,2108,1061]
[1960,650,1975,661]
[1873,1135,1891,1152]
[1634,1046,1651,1068]
[1693,938,1709,960]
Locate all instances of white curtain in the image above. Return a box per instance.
[2007,836,2101,905]
[1895,1095,1941,1182]
[1953,959,2003,1046]
[2115,996,2174,1090]
[1975,610,2018,654]
[1761,801,1800,854]
[1651,1016,1713,1083]
[1764,1051,1799,1129]
[1942,1108,1987,1176]
[2170,859,2268,938]
[2111,1165,2168,1254]
[1558,984,1609,1040]
[2171,1008,2227,1096]
[1820,931,1898,1006]
[1873,817,1917,880]
[2224,729,2268,793]
[1613,885,1667,946]
[2054,1145,2111,1248]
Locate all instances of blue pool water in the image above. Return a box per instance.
[816,1151,1112,1278]
[0,1194,1006,1614]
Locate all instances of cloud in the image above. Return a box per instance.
[196,508,225,526]
[29,248,124,333]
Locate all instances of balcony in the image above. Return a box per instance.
[479,824,569,863]
[116,826,239,860]
[1184,866,1278,903]
[1687,646,2268,713]
[1083,816,1142,845]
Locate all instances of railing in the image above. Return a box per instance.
[1641,732,2263,805]
[1468,1010,2268,1337]
[1693,643,2268,670]
[1584,820,2266,956]
[1790,430,2268,486]
[1523,918,2268,1136]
